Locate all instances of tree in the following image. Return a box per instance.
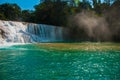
[104,0,111,5]
[0,13,6,20]
[22,10,35,22]
[0,3,21,21]
[79,0,91,10]
[107,0,120,41]
[92,0,102,14]
[34,1,70,26]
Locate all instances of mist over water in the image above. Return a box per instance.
[77,11,110,38]
[68,11,112,41]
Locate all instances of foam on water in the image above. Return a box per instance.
[0,20,66,44]
[0,43,30,50]
[0,43,26,48]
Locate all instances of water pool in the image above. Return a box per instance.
[0,43,120,80]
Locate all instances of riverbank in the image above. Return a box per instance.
[0,42,119,51]
[35,42,120,51]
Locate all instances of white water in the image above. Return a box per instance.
[0,20,65,44]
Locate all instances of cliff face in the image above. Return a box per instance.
[0,20,67,44]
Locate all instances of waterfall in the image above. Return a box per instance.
[0,20,65,44]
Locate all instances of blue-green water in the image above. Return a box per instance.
[0,44,120,80]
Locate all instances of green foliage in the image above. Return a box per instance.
[0,0,120,42]
[34,1,70,26]
[22,10,35,22]
[0,13,6,20]
[0,3,21,21]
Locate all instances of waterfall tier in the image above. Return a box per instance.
[0,20,67,44]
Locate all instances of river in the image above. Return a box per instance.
[0,43,120,80]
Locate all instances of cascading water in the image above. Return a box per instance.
[0,20,66,44]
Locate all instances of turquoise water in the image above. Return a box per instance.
[0,44,120,80]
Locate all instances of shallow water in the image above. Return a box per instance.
[0,44,120,80]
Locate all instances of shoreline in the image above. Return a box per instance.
[0,42,120,51]
[36,42,120,51]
